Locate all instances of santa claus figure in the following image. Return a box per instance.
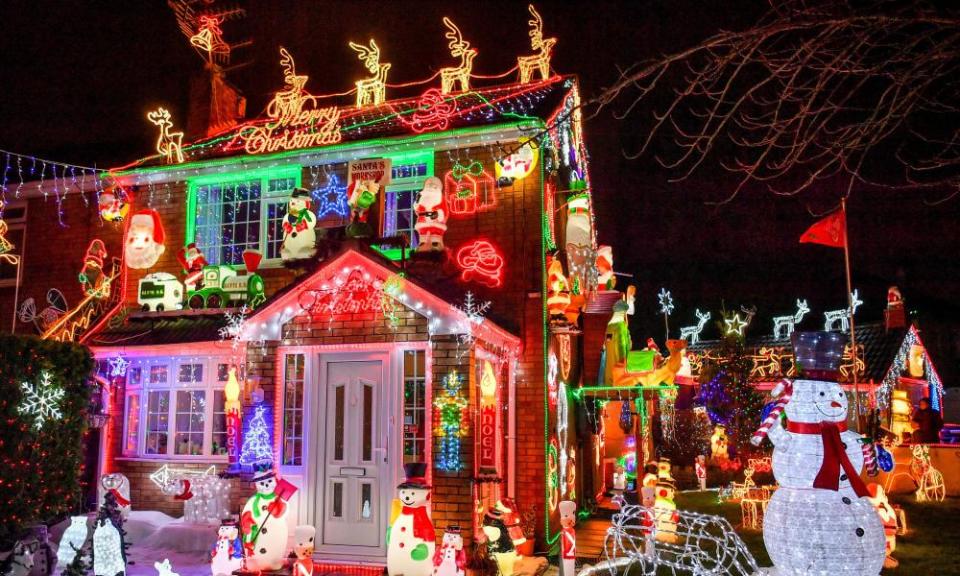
[695,455,707,491]
[176,243,207,291]
[558,500,577,576]
[547,257,571,323]
[98,190,129,222]
[125,209,166,269]
[79,239,110,298]
[867,484,899,569]
[413,177,448,252]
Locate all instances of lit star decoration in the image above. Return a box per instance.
[658,288,675,316]
[312,173,348,219]
[723,313,749,337]
[108,356,130,378]
[433,370,468,472]
[18,371,65,430]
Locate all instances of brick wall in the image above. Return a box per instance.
[109,460,250,518]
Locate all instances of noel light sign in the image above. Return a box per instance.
[237,48,341,155]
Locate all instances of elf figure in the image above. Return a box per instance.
[867,484,899,569]
[346,179,380,237]
[291,526,315,576]
[413,177,448,252]
[432,526,465,576]
[387,463,435,576]
[547,257,572,323]
[558,501,577,576]
[596,245,615,290]
[79,240,110,298]
[175,243,207,292]
[695,455,707,491]
[240,466,295,572]
[210,520,243,576]
[280,188,318,262]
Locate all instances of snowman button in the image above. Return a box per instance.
[840,474,848,481]
[401,527,406,532]
[842,497,851,504]
[841,442,847,449]
[856,528,864,537]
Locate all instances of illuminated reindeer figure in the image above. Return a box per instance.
[266,47,317,122]
[517,4,557,83]
[772,299,810,339]
[146,107,184,164]
[679,309,711,345]
[349,39,391,108]
[824,289,863,332]
[439,17,477,94]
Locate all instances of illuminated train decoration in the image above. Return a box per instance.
[138,273,185,312]
[187,264,266,310]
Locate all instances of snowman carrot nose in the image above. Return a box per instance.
[830,401,841,408]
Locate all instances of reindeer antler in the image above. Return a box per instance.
[528,4,543,49]
[147,107,171,124]
[349,39,380,74]
[279,46,296,81]
[443,17,470,57]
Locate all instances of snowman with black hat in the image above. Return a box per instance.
[387,462,435,576]
[240,465,292,572]
[280,187,317,262]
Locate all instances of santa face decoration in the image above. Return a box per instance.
[125,209,166,269]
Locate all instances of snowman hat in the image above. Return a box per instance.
[291,187,311,199]
[445,525,462,535]
[129,209,165,244]
[791,330,847,376]
[219,518,238,528]
[251,464,276,483]
[398,462,431,489]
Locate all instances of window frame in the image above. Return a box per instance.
[0,201,27,288]
[185,166,302,269]
[378,149,434,260]
[402,349,429,465]
[121,356,230,461]
[281,353,306,467]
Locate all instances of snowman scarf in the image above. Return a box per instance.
[787,420,869,497]
[401,506,436,541]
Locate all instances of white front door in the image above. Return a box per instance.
[319,360,385,549]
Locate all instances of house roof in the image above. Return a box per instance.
[87,309,234,348]
[116,76,576,171]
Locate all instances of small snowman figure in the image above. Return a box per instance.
[695,455,707,491]
[210,519,243,576]
[240,466,293,572]
[558,501,577,576]
[57,516,89,573]
[413,177,448,252]
[280,188,318,262]
[653,477,679,544]
[432,526,465,576]
[291,526,315,576]
[387,463,435,576]
[760,331,885,576]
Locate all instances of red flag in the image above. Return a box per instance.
[800,209,846,248]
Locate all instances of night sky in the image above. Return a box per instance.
[1,1,957,382]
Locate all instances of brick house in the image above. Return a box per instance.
[1,74,597,560]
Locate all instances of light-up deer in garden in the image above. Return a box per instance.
[146,107,184,164]
[772,299,810,339]
[440,17,477,94]
[517,4,556,84]
[679,309,711,345]
[350,39,390,108]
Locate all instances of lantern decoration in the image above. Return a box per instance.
[433,370,468,472]
[444,161,496,215]
[762,332,885,576]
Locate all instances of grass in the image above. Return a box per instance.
[674,490,960,574]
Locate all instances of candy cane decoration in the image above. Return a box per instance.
[861,441,879,476]
[751,379,793,446]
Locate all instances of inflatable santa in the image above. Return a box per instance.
[176,243,207,291]
[125,209,165,269]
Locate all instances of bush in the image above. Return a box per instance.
[0,335,94,548]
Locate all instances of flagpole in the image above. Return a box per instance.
[841,197,861,433]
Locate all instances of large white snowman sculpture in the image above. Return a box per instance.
[762,331,885,576]
[280,188,318,262]
[387,463,435,576]
[240,467,290,572]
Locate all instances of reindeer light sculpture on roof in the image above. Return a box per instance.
[517,4,557,84]
[772,299,809,339]
[146,107,185,164]
[350,39,390,108]
[679,309,711,346]
[440,17,477,94]
[824,289,863,332]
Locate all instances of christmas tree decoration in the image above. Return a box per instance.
[823,289,863,332]
[146,107,185,164]
[763,331,885,576]
[280,187,318,262]
[57,517,89,574]
[124,209,166,270]
[558,500,577,576]
[211,520,244,576]
[456,240,504,288]
[387,463,435,576]
[433,370,468,472]
[517,4,556,84]
[350,39,390,108]
[444,161,496,215]
[679,309,711,346]
[79,240,111,299]
[772,299,810,339]
[413,177,448,252]
[439,18,477,94]
[18,371,64,430]
[291,525,316,576]
[432,526,466,576]
[240,404,274,466]
[240,466,296,571]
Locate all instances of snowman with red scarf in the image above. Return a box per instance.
[387,463,435,576]
[759,331,885,575]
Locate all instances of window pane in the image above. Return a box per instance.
[194,179,263,265]
[125,394,140,454]
[332,482,343,518]
[149,365,168,386]
[282,354,305,466]
[334,385,345,461]
[175,390,205,455]
[360,483,373,520]
[362,385,373,462]
[178,363,203,384]
[266,201,288,260]
[145,391,170,455]
[402,350,427,463]
[127,367,142,387]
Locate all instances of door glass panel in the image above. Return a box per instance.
[334,385,345,461]
[332,482,344,519]
[362,384,373,462]
[360,482,373,521]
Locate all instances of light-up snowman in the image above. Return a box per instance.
[760,331,885,576]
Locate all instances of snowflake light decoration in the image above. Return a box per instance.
[658,288,675,316]
[454,292,491,357]
[312,173,348,219]
[219,305,264,350]
[108,356,130,378]
[18,371,65,430]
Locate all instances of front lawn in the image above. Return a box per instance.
[674,490,960,574]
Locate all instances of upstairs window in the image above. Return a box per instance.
[188,168,300,266]
[380,150,434,259]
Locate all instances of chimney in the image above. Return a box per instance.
[885,285,906,330]
[186,67,246,139]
